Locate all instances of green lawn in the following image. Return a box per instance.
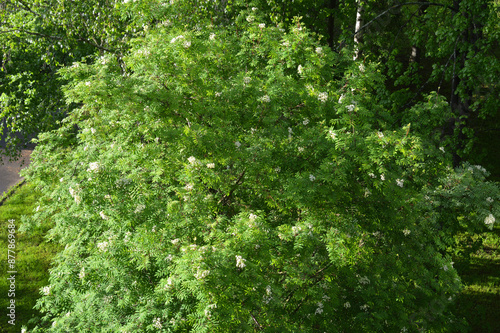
[0,182,60,333]
[452,226,500,333]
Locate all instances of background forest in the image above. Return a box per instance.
[1,0,499,332]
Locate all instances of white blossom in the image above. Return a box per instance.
[338,94,345,103]
[188,156,197,165]
[358,276,370,284]
[99,211,109,220]
[359,63,365,72]
[377,131,384,138]
[396,179,404,187]
[282,40,290,47]
[153,318,162,329]
[303,118,309,125]
[297,64,303,75]
[484,214,496,226]
[439,147,445,153]
[97,241,108,252]
[235,255,246,268]
[243,76,251,84]
[346,104,355,112]
[42,285,51,296]
[315,47,323,55]
[315,302,324,314]
[298,147,304,152]
[90,127,96,134]
[486,197,494,203]
[215,91,221,97]
[443,265,448,272]
[184,183,194,191]
[87,162,99,172]
[309,174,316,181]
[380,174,385,181]
[78,267,86,279]
[318,92,328,103]
[235,141,241,148]
[170,35,184,43]
[194,269,210,279]
[171,238,180,245]
[134,204,146,213]
[249,213,257,221]
[259,23,265,29]
[252,7,258,11]
[260,95,271,103]
[183,40,191,48]
[402,229,411,236]
[206,163,215,168]
[344,301,351,308]
[209,33,216,40]
[328,130,337,139]
[246,16,254,23]
[360,304,369,311]
[85,81,91,86]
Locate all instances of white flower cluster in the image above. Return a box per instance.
[303,118,309,125]
[402,229,411,236]
[297,65,303,75]
[315,302,324,314]
[170,35,184,43]
[209,33,216,41]
[358,276,370,285]
[97,241,108,252]
[243,76,251,84]
[183,41,191,48]
[42,285,51,296]
[134,204,146,213]
[69,186,81,204]
[188,156,197,165]
[78,267,86,279]
[246,16,254,23]
[309,174,316,181]
[318,92,328,103]
[260,95,271,103]
[100,211,109,220]
[235,141,241,148]
[206,163,215,169]
[153,318,162,329]
[194,268,210,280]
[328,130,337,139]
[344,301,351,309]
[360,304,370,311]
[259,23,265,29]
[315,47,323,55]
[396,179,404,187]
[87,162,99,172]
[235,255,246,268]
[484,214,495,226]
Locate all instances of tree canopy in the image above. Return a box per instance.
[4,0,499,332]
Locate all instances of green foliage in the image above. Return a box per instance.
[20,3,500,332]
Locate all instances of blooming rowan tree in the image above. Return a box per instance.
[20,1,499,332]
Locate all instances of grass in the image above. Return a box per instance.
[452,226,500,332]
[0,182,60,333]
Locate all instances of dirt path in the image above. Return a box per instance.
[0,150,32,196]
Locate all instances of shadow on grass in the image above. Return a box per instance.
[0,182,59,333]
